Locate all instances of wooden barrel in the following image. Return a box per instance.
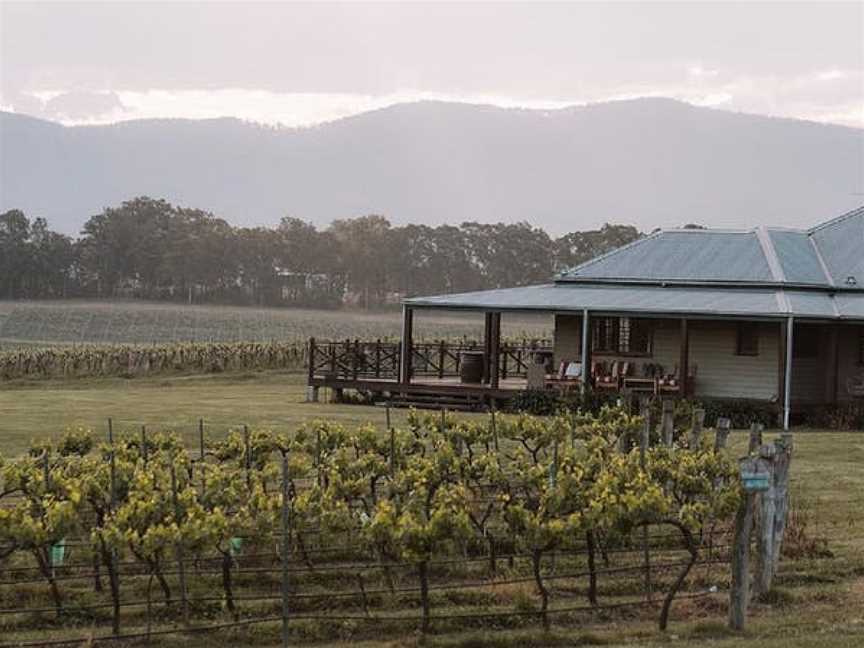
[460,351,485,384]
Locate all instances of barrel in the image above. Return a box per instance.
[460,351,485,384]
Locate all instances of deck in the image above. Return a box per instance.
[306,338,545,408]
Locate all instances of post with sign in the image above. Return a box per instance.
[729,453,771,630]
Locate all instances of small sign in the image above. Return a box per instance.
[50,539,67,567]
[229,537,243,557]
[741,471,770,492]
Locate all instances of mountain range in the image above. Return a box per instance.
[1,98,861,235]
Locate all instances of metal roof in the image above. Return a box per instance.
[557,205,864,289]
[559,230,775,284]
[809,206,864,288]
[405,283,864,321]
[404,206,864,321]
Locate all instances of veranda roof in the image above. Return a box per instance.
[404,283,864,321]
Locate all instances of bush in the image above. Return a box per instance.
[506,388,618,416]
[508,389,779,430]
[802,403,864,431]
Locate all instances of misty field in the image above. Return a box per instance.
[0,300,551,347]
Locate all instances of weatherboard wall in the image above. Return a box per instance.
[554,316,782,400]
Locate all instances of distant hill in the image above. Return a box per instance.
[1,98,861,234]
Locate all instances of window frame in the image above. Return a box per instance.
[736,322,760,357]
[591,316,653,357]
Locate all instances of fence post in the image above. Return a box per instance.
[141,424,148,465]
[375,339,382,379]
[490,406,499,452]
[754,444,778,598]
[748,423,763,454]
[199,419,206,462]
[281,452,291,648]
[689,409,705,449]
[730,456,758,631]
[109,436,120,635]
[170,464,189,627]
[661,400,675,447]
[639,405,652,602]
[771,434,794,569]
[438,341,446,379]
[714,417,731,452]
[243,424,251,488]
[307,337,316,383]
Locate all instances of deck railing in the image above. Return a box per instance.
[308,338,552,382]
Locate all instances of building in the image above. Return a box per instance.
[308,206,864,429]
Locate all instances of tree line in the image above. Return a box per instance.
[1,197,641,308]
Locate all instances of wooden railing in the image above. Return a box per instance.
[308,338,552,382]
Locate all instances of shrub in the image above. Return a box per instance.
[802,403,864,431]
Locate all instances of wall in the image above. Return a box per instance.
[554,315,681,378]
[553,315,863,404]
[790,323,831,405]
[688,320,781,401]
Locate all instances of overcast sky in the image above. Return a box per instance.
[1,1,862,127]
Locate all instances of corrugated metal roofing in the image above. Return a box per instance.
[557,206,864,289]
[560,231,775,283]
[405,206,864,321]
[810,206,864,288]
[405,283,864,321]
[768,230,828,285]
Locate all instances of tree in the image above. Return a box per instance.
[553,223,642,273]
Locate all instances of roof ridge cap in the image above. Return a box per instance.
[808,233,836,287]
[808,204,864,233]
[755,226,787,283]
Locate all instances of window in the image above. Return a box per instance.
[793,325,820,359]
[736,323,760,356]
[592,317,652,355]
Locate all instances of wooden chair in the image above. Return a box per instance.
[658,364,699,396]
[544,359,583,392]
[847,373,864,398]
[594,360,622,392]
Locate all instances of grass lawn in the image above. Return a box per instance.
[0,371,862,647]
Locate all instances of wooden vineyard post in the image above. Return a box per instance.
[281,452,291,648]
[730,445,774,630]
[714,418,731,452]
[639,406,652,602]
[730,456,759,631]
[490,405,499,452]
[140,425,148,465]
[754,434,794,596]
[108,422,120,636]
[243,424,252,489]
[771,434,794,572]
[661,399,675,447]
[748,423,763,453]
[754,444,778,597]
[689,409,705,449]
[170,464,190,627]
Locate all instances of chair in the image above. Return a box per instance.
[847,373,864,398]
[543,359,583,392]
[658,364,699,396]
[595,361,622,391]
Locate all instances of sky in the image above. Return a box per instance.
[1,1,862,128]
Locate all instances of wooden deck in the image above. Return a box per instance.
[306,338,549,409]
[308,374,528,409]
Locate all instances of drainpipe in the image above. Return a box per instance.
[783,317,794,431]
[581,309,590,396]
